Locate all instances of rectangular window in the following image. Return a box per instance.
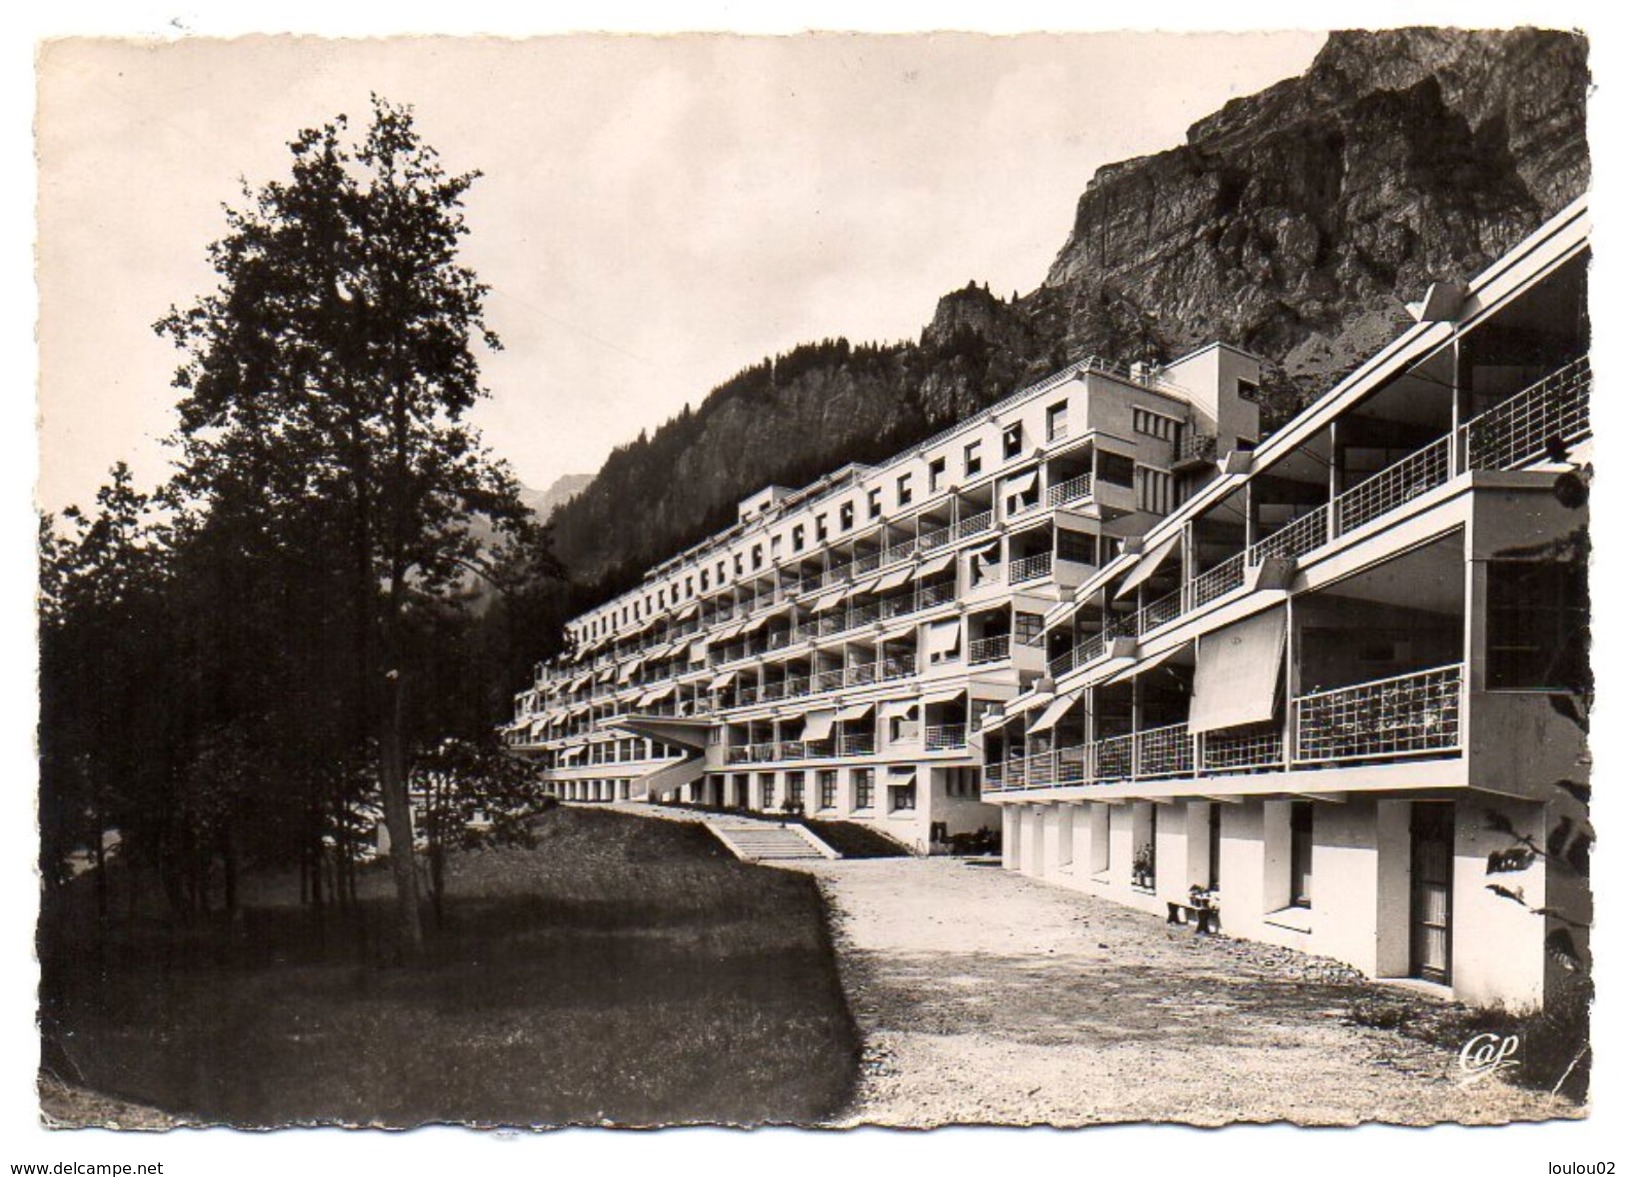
[868,488,883,520]
[928,456,947,493]
[964,440,983,477]
[890,783,917,811]
[1097,451,1135,487]
[853,769,874,811]
[792,524,805,552]
[1290,802,1313,908]
[785,771,805,809]
[734,553,745,575]
[1047,401,1068,441]
[1014,611,1044,647]
[771,535,782,559]
[1487,559,1587,691]
[817,770,837,810]
[700,569,710,591]
[658,590,666,609]
[897,473,913,507]
[752,544,764,571]
[1135,466,1174,514]
[1238,378,1261,402]
[760,774,776,809]
[840,502,855,530]
[815,514,829,542]
[1002,422,1023,460]
[684,577,693,598]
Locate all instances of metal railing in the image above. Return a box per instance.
[1335,434,1451,535]
[1187,552,1246,610]
[839,731,876,756]
[954,509,995,541]
[1009,552,1054,584]
[986,665,1463,791]
[969,634,1012,665]
[1463,356,1590,470]
[925,724,968,750]
[1293,663,1463,764]
[1048,473,1094,508]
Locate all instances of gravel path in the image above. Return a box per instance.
[794,856,1578,1128]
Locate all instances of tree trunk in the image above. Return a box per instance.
[380,665,423,957]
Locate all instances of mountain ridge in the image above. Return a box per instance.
[539,27,1588,605]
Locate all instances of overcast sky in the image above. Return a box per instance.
[35,31,1328,512]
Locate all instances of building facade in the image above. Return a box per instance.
[509,199,1589,1008]
[983,198,1591,1009]
[510,334,1265,853]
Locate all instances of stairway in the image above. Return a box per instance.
[637,754,706,801]
[709,823,838,863]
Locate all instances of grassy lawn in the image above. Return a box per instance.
[39,807,860,1127]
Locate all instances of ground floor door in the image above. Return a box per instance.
[1410,803,1454,983]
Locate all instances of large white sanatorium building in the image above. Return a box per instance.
[510,199,1591,1009]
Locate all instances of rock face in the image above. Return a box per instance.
[545,27,1588,593]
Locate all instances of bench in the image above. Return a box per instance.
[1167,899,1220,934]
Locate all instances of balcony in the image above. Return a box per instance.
[969,634,1011,665]
[1009,552,1053,584]
[1045,359,1591,677]
[925,724,968,751]
[1048,473,1093,509]
[953,509,995,541]
[839,731,876,756]
[986,664,1463,793]
[879,655,917,681]
[1175,432,1217,466]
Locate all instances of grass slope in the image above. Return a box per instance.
[39,807,860,1127]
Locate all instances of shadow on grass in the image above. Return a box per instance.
[40,807,860,1128]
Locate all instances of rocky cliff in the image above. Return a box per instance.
[544,27,1588,597]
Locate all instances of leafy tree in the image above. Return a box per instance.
[156,96,540,955]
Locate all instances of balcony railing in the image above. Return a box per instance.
[1048,473,1094,508]
[880,655,917,681]
[839,731,876,756]
[1187,552,1246,610]
[954,509,995,541]
[925,724,968,751]
[969,634,1012,665]
[917,523,955,552]
[1463,357,1590,470]
[1293,663,1463,764]
[987,664,1462,792]
[1009,552,1053,584]
[916,579,956,609]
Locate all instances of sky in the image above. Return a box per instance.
[34,31,1329,513]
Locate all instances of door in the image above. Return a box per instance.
[1410,803,1455,983]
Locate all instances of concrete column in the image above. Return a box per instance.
[1002,805,1021,872]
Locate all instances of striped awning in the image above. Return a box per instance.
[1103,642,1190,686]
[1027,690,1084,735]
[800,710,838,742]
[874,565,916,593]
[917,551,956,578]
[811,588,849,614]
[709,670,738,692]
[675,602,700,622]
[835,701,874,722]
[1114,532,1181,600]
[1004,468,1039,496]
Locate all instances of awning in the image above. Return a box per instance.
[736,614,769,636]
[688,640,709,663]
[800,709,837,742]
[835,701,875,722]
[886,768,917,786]
[1004,468,1039,497]
[710,619,745,642]
[568,673,592,692]
[1005,690,1055,720]
[1114,532,1182,600]
[878,697,920,721]
[638,684,675,707]
[923,619,962,661]
[709,670,738,692]
[848,575,884,598]
[593,666,615,684]
[920,686,965,707]
[616,657,646,684]
[874,565,916,593]
[1103,641,1190,686]
[811,588,849,614]
[675,602,699,622]
[1188,607,1287,733]
[969,539,1001,564]
[667,637,694,662]
[643,642,673,663]
[917,551,956,579]
[1028,690,1085,735]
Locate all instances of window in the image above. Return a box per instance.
[815,514,829,542]
[716,561,726,584]
[771,535,782,559]
[1208,807,1222,891]
[1097,451,1135,486]
[1002,422,1023,459]
[1238,378,1261,402]
[897,473,914,507]
[1487,558,1587,691]
[1290,802,1313,908]
[853,769,875,811]
[889,782,917,811]
[1135,465,1174,514]
[735,553,745,576]
[840,501,855,530]
[928,456,947,493]
[752,544,764,571]
[1133,407,1182,442]
[818,770,838,810]
[1056,528,1094,565]
[964,440,983,477]
[792,524,806,552]
[1047,400,1068,441]
[657,590,666,609]
[700,569,710,591]
[684,576,693,598]
[868,488,883,520]
[1014,611,1044,647]
[760,774,776,809]
[787,771,806,808]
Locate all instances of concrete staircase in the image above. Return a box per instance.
[637,754,706,801]
[709,823,839,863]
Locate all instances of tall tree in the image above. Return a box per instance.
[156,97,537,955]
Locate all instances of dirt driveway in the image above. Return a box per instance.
[795,857,1575,1127]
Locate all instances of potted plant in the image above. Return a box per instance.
[1132,845,1155,889]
